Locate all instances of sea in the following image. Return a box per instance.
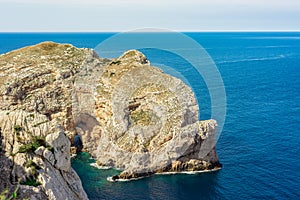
[0,32,299,199]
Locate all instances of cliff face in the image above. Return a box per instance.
[0,41,221,198]
[0,42,89,199]
[73,50,222,180]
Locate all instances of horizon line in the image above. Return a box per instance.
[1,29,300,33]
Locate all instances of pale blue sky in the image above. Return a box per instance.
[0,0,299,32]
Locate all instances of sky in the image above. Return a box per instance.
[0,0,299,32]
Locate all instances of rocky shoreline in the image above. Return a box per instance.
[108,157,222,181]
[107,167,222,182]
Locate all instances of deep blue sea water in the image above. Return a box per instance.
[0,32,299,199]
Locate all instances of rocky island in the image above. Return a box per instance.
[0,42,221,199]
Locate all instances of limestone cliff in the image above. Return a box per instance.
[0,41,221,199]
[73,50,222,180]
[0,42,89,199]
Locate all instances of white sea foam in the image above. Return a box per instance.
[216,55,285,64]
[156,168,221,175]
[71,154,77,158]
[245,45,291,49]
[245,37,300,40]
[90,163,112,169]
[106,168,221,182]
[107,176,145,182]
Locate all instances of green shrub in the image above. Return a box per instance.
[25,160,41,170]
[18,135,48,153]
[32,136,47,147]
[18,143,35,153]
[16,135,22,142]
[13,125,23,134]
[21,177,41,187]
[25,160,36,168]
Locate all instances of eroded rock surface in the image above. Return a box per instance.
[0,42,89,199]
[73,49,222,180]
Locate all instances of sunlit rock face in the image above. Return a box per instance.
[0,42,89,199]
[73,49,222,180]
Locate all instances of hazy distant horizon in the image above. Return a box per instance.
[0,0,299,32]
[1,30,300,33]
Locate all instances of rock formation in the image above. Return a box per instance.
[72,49,222,180]
[0,42,89,199]
[0,41,221,199]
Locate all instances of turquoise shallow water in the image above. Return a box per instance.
[1,32,300,199]
[72,152,222,200]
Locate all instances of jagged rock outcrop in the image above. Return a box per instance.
[0,42,90,199]
[73,49,222,180]
[0,41,221,199]
[0,110,88,199]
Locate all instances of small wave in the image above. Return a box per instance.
[90,163,112,169]
[71,154,77,158]
[244,36,300,40]
[107,174,152,182]
[216,55,285,64]
[107,176,145,182]
[156,167,221,175]
[245,45,291,49]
